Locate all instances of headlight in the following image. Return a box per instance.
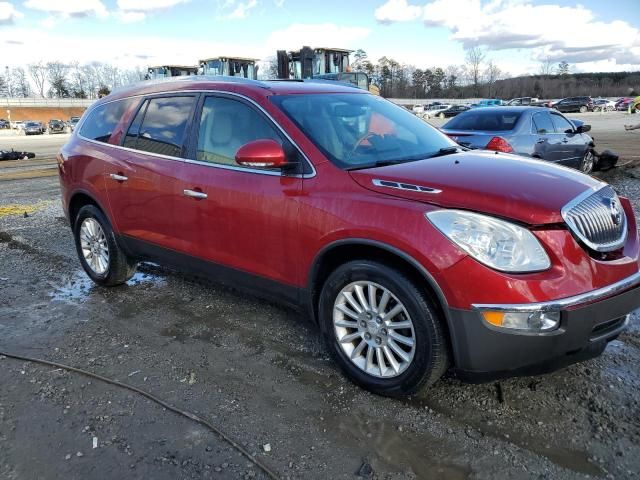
[426,210,551,273]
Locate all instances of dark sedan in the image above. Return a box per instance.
[48,119,66,134]
[440,104,470,118]
[441,107,597,173]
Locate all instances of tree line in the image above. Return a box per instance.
[0,62,147,99]
[1,49,638,101]
[350,48,639,100]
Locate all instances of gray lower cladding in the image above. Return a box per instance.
[448,284,640,378]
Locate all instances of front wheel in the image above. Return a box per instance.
[318,260,449,397]
[579,106,588,113]
[73,205,137,286]
[579,150,596,174]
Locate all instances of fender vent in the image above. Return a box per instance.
[372,179,441,194]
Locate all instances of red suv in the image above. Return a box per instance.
[58,77,640,396]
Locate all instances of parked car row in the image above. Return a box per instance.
[3,117,80,134]
[413,96,638,116]
[413,103,470,119]
[58,77,640,396]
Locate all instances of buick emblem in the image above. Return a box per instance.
[609,198,622,226]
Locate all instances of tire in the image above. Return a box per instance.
[579,150,596,174]
[439,112,445,119]
[579,106,587,113]
[318,260,449,397]
[73,205,137,286]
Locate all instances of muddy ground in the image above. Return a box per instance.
[1,152,639,478]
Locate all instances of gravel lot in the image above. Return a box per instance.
[0,116,639,479]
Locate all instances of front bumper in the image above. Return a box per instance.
[448,272,640,381]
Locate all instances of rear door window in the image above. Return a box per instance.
[79,98,135,143]
[124,96,196,158]
[532,111,554,134]
[551,113,575,134]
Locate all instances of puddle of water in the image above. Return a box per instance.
[49,268,165,304]
[407,394,604,477]
[323,409,470,479]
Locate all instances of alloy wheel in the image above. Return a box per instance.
[333,281,416,378]
[580,151,595,174]
[79,218,109,275]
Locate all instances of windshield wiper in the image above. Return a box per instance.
[345,159,411,171]
[428,146,461,158]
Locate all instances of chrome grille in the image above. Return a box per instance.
[561,185,627,252]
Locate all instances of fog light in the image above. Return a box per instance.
[481,310,560,332]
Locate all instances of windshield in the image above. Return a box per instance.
[271,93,457,170]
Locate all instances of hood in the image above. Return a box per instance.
[348,151,603,225]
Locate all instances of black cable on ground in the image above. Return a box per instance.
[0,350,280,480]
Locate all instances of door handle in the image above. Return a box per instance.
[183,189,207,200]
[109,173,128,182]
[536,139,545,144]
[562,138,569,143]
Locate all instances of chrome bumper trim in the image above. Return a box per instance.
[473,271,640,312]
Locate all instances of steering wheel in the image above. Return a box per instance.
[347,132,380,159]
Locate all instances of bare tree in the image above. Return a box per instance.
[0,73,8,97]
[28,62,48,97]
[484,60,501,97]
[11,67,30,97]
[46,61,70,98]
[464,46,486,96]
[557,61,570,77]
[538,56,554,76]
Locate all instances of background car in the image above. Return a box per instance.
[441,106,596,173]
[422,104,452,118]
[23,121,45,136]
[505,97,539,106]
[0,118,9,129]
[440,104,470,118]
[553,96,593,113]
[48,119,66,134]
[67,116,81,132]
[473,99,504,108]
[412,104,425,114]
[593,99,616,111]
[615,98,633,111]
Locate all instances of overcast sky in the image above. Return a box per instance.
[0,0,638,75]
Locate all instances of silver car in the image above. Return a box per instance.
[441,106,597,173]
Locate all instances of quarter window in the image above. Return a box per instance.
[79,98,135,143]
[124,96,196,157]
[196,96,282,166]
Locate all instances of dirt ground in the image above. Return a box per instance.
[0,117,639,479]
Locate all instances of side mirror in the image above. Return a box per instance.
[575,124,591,133]
[235,139,289,169]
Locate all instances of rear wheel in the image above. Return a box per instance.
[579,106,588,113]
[439,112,445,119]
[579,150,596,174]
[319,260,449,397]
[73,205,137,286]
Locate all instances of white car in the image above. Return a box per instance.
[593,99,616,112]
[412,104,425,114]
[422,104,453,119]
